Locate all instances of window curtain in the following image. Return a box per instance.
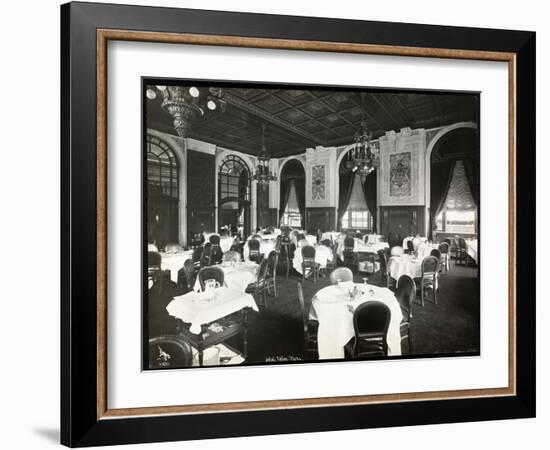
[279,178,292,222]
[338,170,354,229]
[462,157,479,210]
[429,159,456,239]
[362,170,377,231]
[294,177,306,227]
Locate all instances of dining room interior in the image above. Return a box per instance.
[144,82,480,369]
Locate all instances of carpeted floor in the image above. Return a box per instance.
[146,259,480,366]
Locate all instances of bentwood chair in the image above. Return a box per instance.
[456,237,469,266]
[192,246,203,271]
[148,251,170,294]
[406,240,415,255]
[265,250,279,297]
[209,234,221,246]
[148,335,193,369]
[350,301,391,358]
[430,248,442,260]
[301,245,320,282]
[176,259,196,293]
[247,239,262,263]
[396,275,416,354]
[377,249,392,289]
[245,258,269,307]
[200,243,212,267]
[418,256,439,306]
[329,267,353,285]
[323,243,338,275]
[197,266,225,291]
[297,282,318,358]
[438,242,451,274]
[342,236,357,272]
[210,245,224,265]
[280,234,292,278]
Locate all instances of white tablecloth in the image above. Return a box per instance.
[466,239,478,262]
[310,283,402,359]
[365,234,385,244]
[292,245,333,274]
[166,287,259,335]
[321,231,341,243]
[336,238,389,260]
[203,233,235,253]
[160,251,194,283]
[243,239,276,261]
[193,262,258,292]
[402,236,428,250]
[416,243,439,259]
[388,255,423,281]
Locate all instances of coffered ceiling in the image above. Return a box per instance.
[146,86,478,158]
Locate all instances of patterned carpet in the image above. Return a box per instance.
[147,259,480,366]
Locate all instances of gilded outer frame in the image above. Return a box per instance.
[61,2,535,447]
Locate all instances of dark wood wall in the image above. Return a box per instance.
[256,185,277,229]
[187,150,215,236]
[379,206,426,246]
[306,207,337,233]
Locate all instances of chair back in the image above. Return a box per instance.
[421,256,439,275]
[430,248,441,259]
[257,258,269,282]
[148,251,162,269]
[209,234,221,246]
[222,251,240,263]
[148,335,192,369]
[248,239,260,251]
[329,267,353,284]
[343,236,355,250]
[443,238,452,247]
[211,246,224,265]
[438,242,450,254]
[377,249,388,275]
[301,245,316,261]
[200,243,212,266]
[266,250,279,277]
[192,247,203,263]
[396,275,416,322]
[353,301,391,356]
[182,259,195,289]
[197,266,225,291]
[407,240,415,253]
[296,233,306,242]
[275,235,282,252]
[457,237,467,250]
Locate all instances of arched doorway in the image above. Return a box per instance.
[146,134,179,248]
[429,127,479,239]
[218,155,251,238]
[279,159,306,228]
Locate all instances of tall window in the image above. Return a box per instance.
[341,173,373,230]
[281,180,302,227]
[146,135,179,245]
[435,160,476,234]
[219,155,250,202]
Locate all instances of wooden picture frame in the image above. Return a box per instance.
[61,1,535,447]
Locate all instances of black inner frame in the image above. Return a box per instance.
[61,2,535,447]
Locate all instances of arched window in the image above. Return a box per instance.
[146,135,179,246]
[218,155,251,236]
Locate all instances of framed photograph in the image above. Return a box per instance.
[61,1,535,447]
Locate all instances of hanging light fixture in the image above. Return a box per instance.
[345,92,380,182]
[252,124,277,186]
[146,85,226,137]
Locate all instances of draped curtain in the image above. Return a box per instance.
[462,157,479,209]
[429,160,456,239]
[362,170,377,232]
[294,177,306,227]
[279,178,292,222]
[338,170,354,229]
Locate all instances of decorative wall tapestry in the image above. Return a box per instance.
[311,165,326,200]
[389,152,411,197]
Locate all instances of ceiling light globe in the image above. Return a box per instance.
[146,88,157,100]
[207,100,217,110]
[189,87,200,98]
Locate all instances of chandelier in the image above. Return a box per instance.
[345,93,380,182]
[252,124,277,186]
[146,85,226,137]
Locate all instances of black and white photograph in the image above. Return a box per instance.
[143,81,480,369]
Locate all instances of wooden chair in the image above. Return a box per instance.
[396,275,416,354]
[297,282,318,358]
[377,249,393,289]
[301,245,320,282]
[430,248,442,260]
[280,234,292,279]
[456,237,469,266]
[265,250,279,297]
[197,266,225,291]
[176,259,196,292]
[199,243,212,267]
[349,301,391,358]
[342,236,357,272]
[418,256,439,306]
[329,267,353,284]
[247,239,262,263]
[209,234,221,246]
[245,258,269,307]
[148,335,193,369]
[147,251,170,294]
[438,242,451,274]
[405,240,415,255]
[323,243,338,275]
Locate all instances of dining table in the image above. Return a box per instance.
[335,237,389,260]
[193,261,258,292]
[243,238,276,261]
[310,282,403,359]
[160,250,194,283]
[292,245,333,274]
[388,254,423,281]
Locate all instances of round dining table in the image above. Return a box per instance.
[194,261,258,292]
[160,250,194,283]
[292,245,333,274]
[310,282,403,359]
